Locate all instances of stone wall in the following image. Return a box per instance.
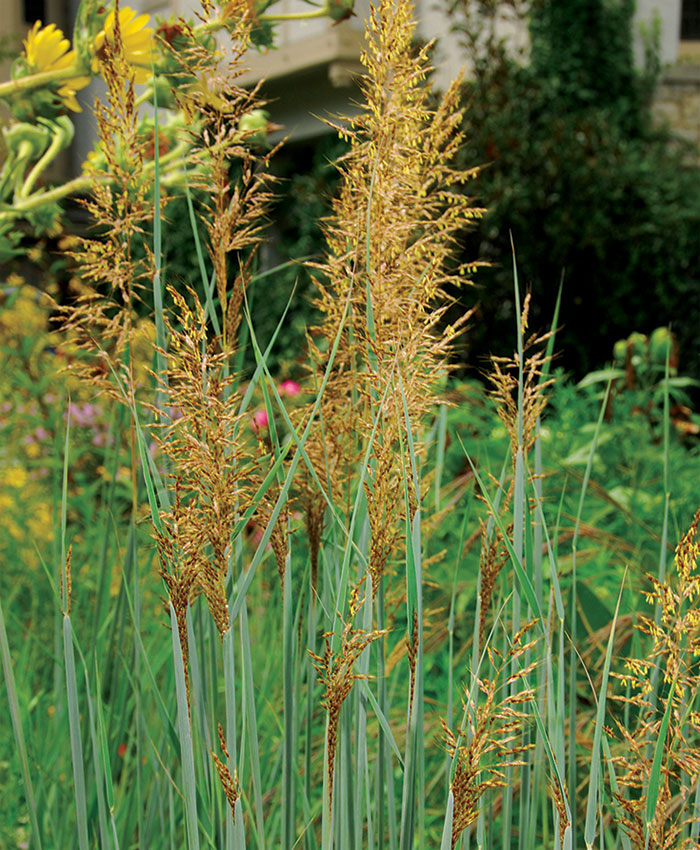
[653,64,700,148]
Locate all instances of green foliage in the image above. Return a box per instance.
[529,0,646,120]
[245,133,348,371]
[447,0,700,382]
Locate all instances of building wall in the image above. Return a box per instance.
[645,2,700,150]
[4,0,700,174]
[653,65,700,148]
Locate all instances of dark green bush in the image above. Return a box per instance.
[446,0,700,383]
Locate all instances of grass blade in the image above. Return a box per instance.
[170,602,200,850]
[63,613,90,850]
[0,595,42,849]
[584,572,626,848]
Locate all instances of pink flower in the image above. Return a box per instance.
[251,408,269,431]
[66,402,102,427]
[278,380,301,397]
[92,430,114,448]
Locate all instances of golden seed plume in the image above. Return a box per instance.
[607,507,700,847]
[309,577,386,811]
[443,621,537,848]
[211,724,240,821]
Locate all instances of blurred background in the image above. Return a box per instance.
[2,0,700,384]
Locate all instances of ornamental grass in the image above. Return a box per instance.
[1,1,700,849]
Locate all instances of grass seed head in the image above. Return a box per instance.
[307,0,482,596]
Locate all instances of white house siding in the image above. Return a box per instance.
[634,0,681,65]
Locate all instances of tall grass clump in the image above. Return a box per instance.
[2,0,700,849]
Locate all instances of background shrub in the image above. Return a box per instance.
[442,0,700,383]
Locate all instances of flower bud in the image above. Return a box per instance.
[238,109,269,145]
[627,332,648,361]
[328,0,355,23]
[649,327,673,366]
[2,121,51,160]
[612,339,627,365]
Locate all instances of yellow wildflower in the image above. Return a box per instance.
[92,7,154,85]
[27,503,53,542]
[22,21,90,112]
[5,467,28,489]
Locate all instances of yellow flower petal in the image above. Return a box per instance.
[91,6,154,83]
[22,21,90,110]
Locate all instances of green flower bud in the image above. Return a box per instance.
[238,109,269,145]
[627,332,648,360]
[328,0,355,22]
[148,77,177,110]
[649,327,673,365]
[73,0,109,68]
[2,121,51,160]
[612,339,627,365]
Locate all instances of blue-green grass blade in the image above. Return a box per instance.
[183,165,220,335]
[446,507,470,787]
[230,277,356,626]
[152,78,167,389]
[240,603,266,850]
[241,298,352,542]
[434,402,448,511]
[95,661,116,816]
[540,276,563,384]
[63,615,89,850]
[463,451,547,638]
[223,625,238,850]
[60,397,70,605]
[510,237,524,445]
[359,680,404,767]
[440,791,454,850]
[509,257,525,850]
[84,663,110,850]
[354,584,372,850]
[601,735,632,850]
[0,596,42,849]
[569,379,612,842]
[645,677,677,849]
[94,347,169,520]
[584,573,626,849]
[170,602,200,850]
[282,543,295,850]
[186,607,213,801]
[524,452,565,621]
[235,280,296,420]
[396,430,422,850]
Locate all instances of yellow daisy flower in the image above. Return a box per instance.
[22,21,90,112]
[92,7,154,85]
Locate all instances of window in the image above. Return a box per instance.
[22,0,46,24]
[682,0,700,40]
